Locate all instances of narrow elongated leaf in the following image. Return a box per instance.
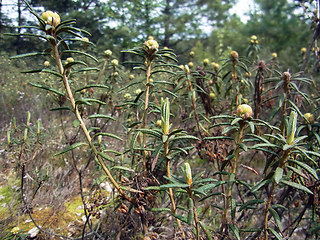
[50,107,71,111]
[98,152,114,162]
[162,89,178,98]
[77,98,106,105]
[71,67,100,73]
[54,142,87,156]
[62,50,98,62]
[269,207,282,230]
[170,135,200,142]
[172,214,188,224]
[29,83,64,96]
[148,208,171,212]
[64,60,88,69]
[138,129,162,139]
[228,224,240,240]
[251,179,272,193]
[41,69,63,78]
[75,84,109,92]
[203,136,233,140]
[10,52,48,59]
[199,222,213,240]
[111,166,134,172]
[160,183,190,189]
[239,199,264,211]
[288,159,318,180]
[269,228,283,240]
[280,180,313,194]
[88,114,116,121]
[94,132,122,141]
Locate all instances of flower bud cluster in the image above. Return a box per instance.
[41,11,61,27]
[236,104,253,119]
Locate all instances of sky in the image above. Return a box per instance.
[230,0,256,23]
[2,0,255,24]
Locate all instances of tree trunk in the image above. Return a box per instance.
[17,0,23,53]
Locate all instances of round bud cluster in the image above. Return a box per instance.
[272,52,277,59]
[44,61,50,68]
[203,58,210,66]
[111,59,119,67]
[230,51,239,60]
[282,71,291,82]
[304,113,315,124]
[124,93,131,100]
[41,11,61,27]
[66,57,74,63]
[250,35,259,44]
[104,50,112,57]
[129,74,135,80]
[82,37,89,42]
[209,92,215,100]
[189,51,195,57]
[144,39,159,51]
[188,62,194,68]
[211,62,219,71]
[301,47,307,53]
[245,72,252,78]
[135,88,142,95]
[236,104,253,119]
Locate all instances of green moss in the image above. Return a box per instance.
[64,196,85,217]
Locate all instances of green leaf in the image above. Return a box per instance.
[199,222,213,240]
[172,213,188,224]
[62,50,98,62]
[94,132,122,141]
[98,152,114,162]
[111,166,134,172]
[75,84,109,92]
[10,52,49,59]
[251,179,272,193]
[194,181,226,195]
[231,197,236,219]
[269,228,283,240]
[76,98,106,105]
[228,224,240,240]
[288,159,318,180]
[274,167,283,184]
[64,60,88,69]
[238,199,264,211]
[231,117,242,126]
[248,121,255,133]
[29,83,64,96]
[54,142,87,156]
[160,183,190,189]
[148,208,171,212]
[269,207,282,230]
[280,180,313,194]
[71,67,100,73]
[50,107,71,111]
[170,135,200,142]
[138,129,162,139]
[42,69,64,78]
[239,143,248,151]
[88,114,116,121]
